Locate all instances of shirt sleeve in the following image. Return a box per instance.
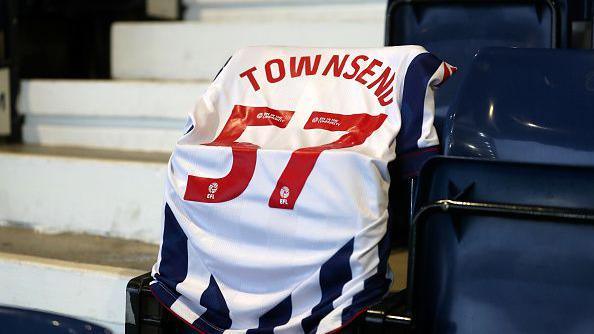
[395,52,456,178]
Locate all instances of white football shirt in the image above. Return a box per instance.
[151,46,454,334]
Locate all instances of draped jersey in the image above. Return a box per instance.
[151,46,454,334]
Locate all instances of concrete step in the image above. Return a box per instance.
[111,21,384,80]
[0,224,407,333]
[0,145,168,244]
[183,0,386,23]
[19,79,207,152]
[0,226,158,334]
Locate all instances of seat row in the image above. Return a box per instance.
[361,47,594,333]
[386,0,594,132]
[124,46,594,334]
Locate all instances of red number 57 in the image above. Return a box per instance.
[184,105,386,210]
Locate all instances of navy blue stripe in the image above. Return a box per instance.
[193,275,232,333]
[341,221,392,323]
[151,281,180,308]
[397,53,442,155]
[184,124,195,135]
[213,56,232,81]
[301,238,354,334]
[246,295,293,334]
[396,146,440,178]
[152,203,189,307]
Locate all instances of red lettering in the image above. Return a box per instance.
[368,67,395,105]
[265,59,286,83]
[184,105,294,203]
[355,59,382,85]
[239,66,260,91]
[269,112,387,209]
[290,55,321,77]
[377,88,394,106]
[343,55,369,80]
[184,105,387,209]
[240,55,396,107]
[321,54,350,77]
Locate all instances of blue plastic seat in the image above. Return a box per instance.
[0,306,111,334]
[385,0,557,134]
[411,156,594,334]
[444,47,594,165]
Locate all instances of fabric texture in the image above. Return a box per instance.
[151,46,453,334]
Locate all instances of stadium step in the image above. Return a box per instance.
[0,225,158,334]
[182,0,386,23]
[0,224,407,334]
[111,21,383,80]
[19,79,207,152]
[1,2,401,332]
[0,144,168,244]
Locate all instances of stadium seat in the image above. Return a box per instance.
[409,156,594,334]
[0,306,112,334]
[385,0,557,134]
[444,47,594,165]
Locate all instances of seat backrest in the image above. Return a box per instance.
[415,156,594,213]
[412,157,594,334]
[444,47,594,165]
[386,0,557,133]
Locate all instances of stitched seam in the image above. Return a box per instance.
[150,284,207,334]
[155,281,180,301]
